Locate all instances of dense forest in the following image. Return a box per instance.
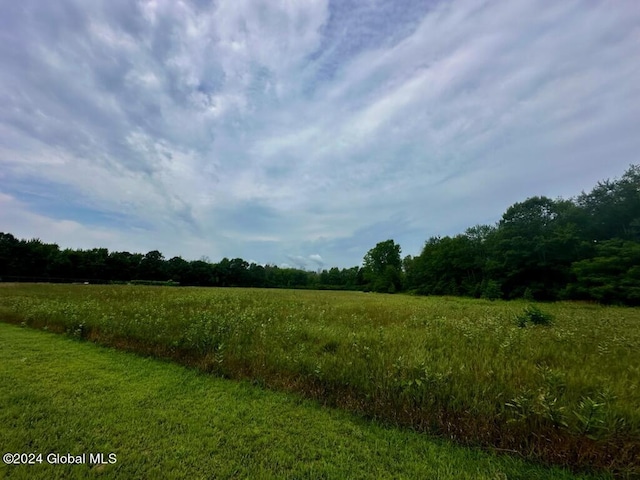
[2,165,639,304]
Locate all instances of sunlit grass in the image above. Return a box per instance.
[0,284,638,475]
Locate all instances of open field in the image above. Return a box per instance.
[0,322,607,480]
[0,284,638,476]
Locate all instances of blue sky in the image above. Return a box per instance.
[1,0,639,269]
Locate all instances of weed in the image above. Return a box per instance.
[516,305,554,327]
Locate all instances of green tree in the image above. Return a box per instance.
[409,235,484,297]
[107,251,143,281]
[492,196,582,299]
[247,263,266,287]
[564,239,640,304]
[576,165,640,241]
[166,256,190,284]
[228,258,249,286]
[0,233,20,278]
[187,260,215,286]
[363,239,403,293]
[138,250,167,281]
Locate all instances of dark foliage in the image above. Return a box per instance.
[402,164,640,305]
[515,305,554,327]
[0,232,367,290]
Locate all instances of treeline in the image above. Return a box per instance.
[2,165,639,304]
[401,164,640,305]
[0,236,366,290]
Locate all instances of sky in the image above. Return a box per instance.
[1,0,639,269]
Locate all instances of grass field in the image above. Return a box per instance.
[0,284,638,476]
[0,322,608,479]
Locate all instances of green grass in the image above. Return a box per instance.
[0,322,605,479]
[0,284,638,476]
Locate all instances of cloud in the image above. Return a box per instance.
[308,254,325,268]
[0,192,122,250]
[1,0,639,267]
[285,253,325,271]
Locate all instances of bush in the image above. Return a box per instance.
[516,305,553,327]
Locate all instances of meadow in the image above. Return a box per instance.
[0,284,638,477]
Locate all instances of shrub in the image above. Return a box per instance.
[516,305,553,327]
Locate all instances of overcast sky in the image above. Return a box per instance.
[1,0,639,269]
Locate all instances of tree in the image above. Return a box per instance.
[0,233,20,278]
[85,248,109,280]
[187,260,215,286]
[107,251,143,281]
[166,256,190,284]
[576,164,640,241]
[247,263,266,287]
[493,196,582,299]
[138,250,167,281]
[409,235,486,297]
[362,239,403,292]
[564,239,640,304]
[228,258,249,286]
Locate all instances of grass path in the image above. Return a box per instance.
[0,323,607,479]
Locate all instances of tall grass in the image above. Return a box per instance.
[0,284,638,476]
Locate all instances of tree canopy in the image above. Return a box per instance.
[363,239,403,293]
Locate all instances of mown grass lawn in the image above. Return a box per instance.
[0,322,608,479]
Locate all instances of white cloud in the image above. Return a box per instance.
[0,192,119,248]
[1,0,639,267]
